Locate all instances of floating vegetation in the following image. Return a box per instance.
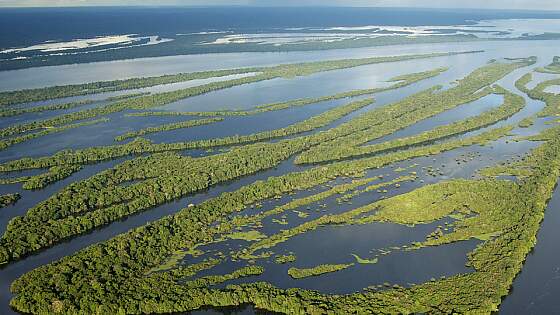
[147,249,198,273]
[518,116,535,128]
[225,231,266,242]
[275,254,296,264]
[231,172,514,262]
[292,210,309,218]
[351,254,378,264]
[336,175,415,203]
[0,193,20,208]
[271,218,289,225]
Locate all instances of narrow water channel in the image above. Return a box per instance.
[499,184,560,314]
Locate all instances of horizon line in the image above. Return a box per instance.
[0,5,559,12]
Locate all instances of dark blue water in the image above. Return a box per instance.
[1,6,559,48]
[1,6,559,71]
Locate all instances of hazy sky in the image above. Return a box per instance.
[0,0,559,10]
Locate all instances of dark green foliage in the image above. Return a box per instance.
[22,165,82,190]
[114,118,223,141]
[0,98,510,265]
[0,194,20,208]
[0,100,95,118]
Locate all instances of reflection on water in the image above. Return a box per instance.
[0,39,559,315]
[499,185,560,314]
[543,85,560,94]
[224,225,478,294]
[366,93,504,146]
[1,40,558,91]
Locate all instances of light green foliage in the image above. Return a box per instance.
[5,123,519,314]
[515,72,533,94]
[105,92,151,101]
[288,263,354,279]
[147,250,195,273]
[275,254,297,264]
[535,56,560,74]
[272,218,289,225]
[351,254,378,264]
[518,116,535,128]
[336,175,416,202]
[183,265,264,288]
[526,77,560,117]
[479,165,533,178]
[226,231,266,242]
[358,181,486,225]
